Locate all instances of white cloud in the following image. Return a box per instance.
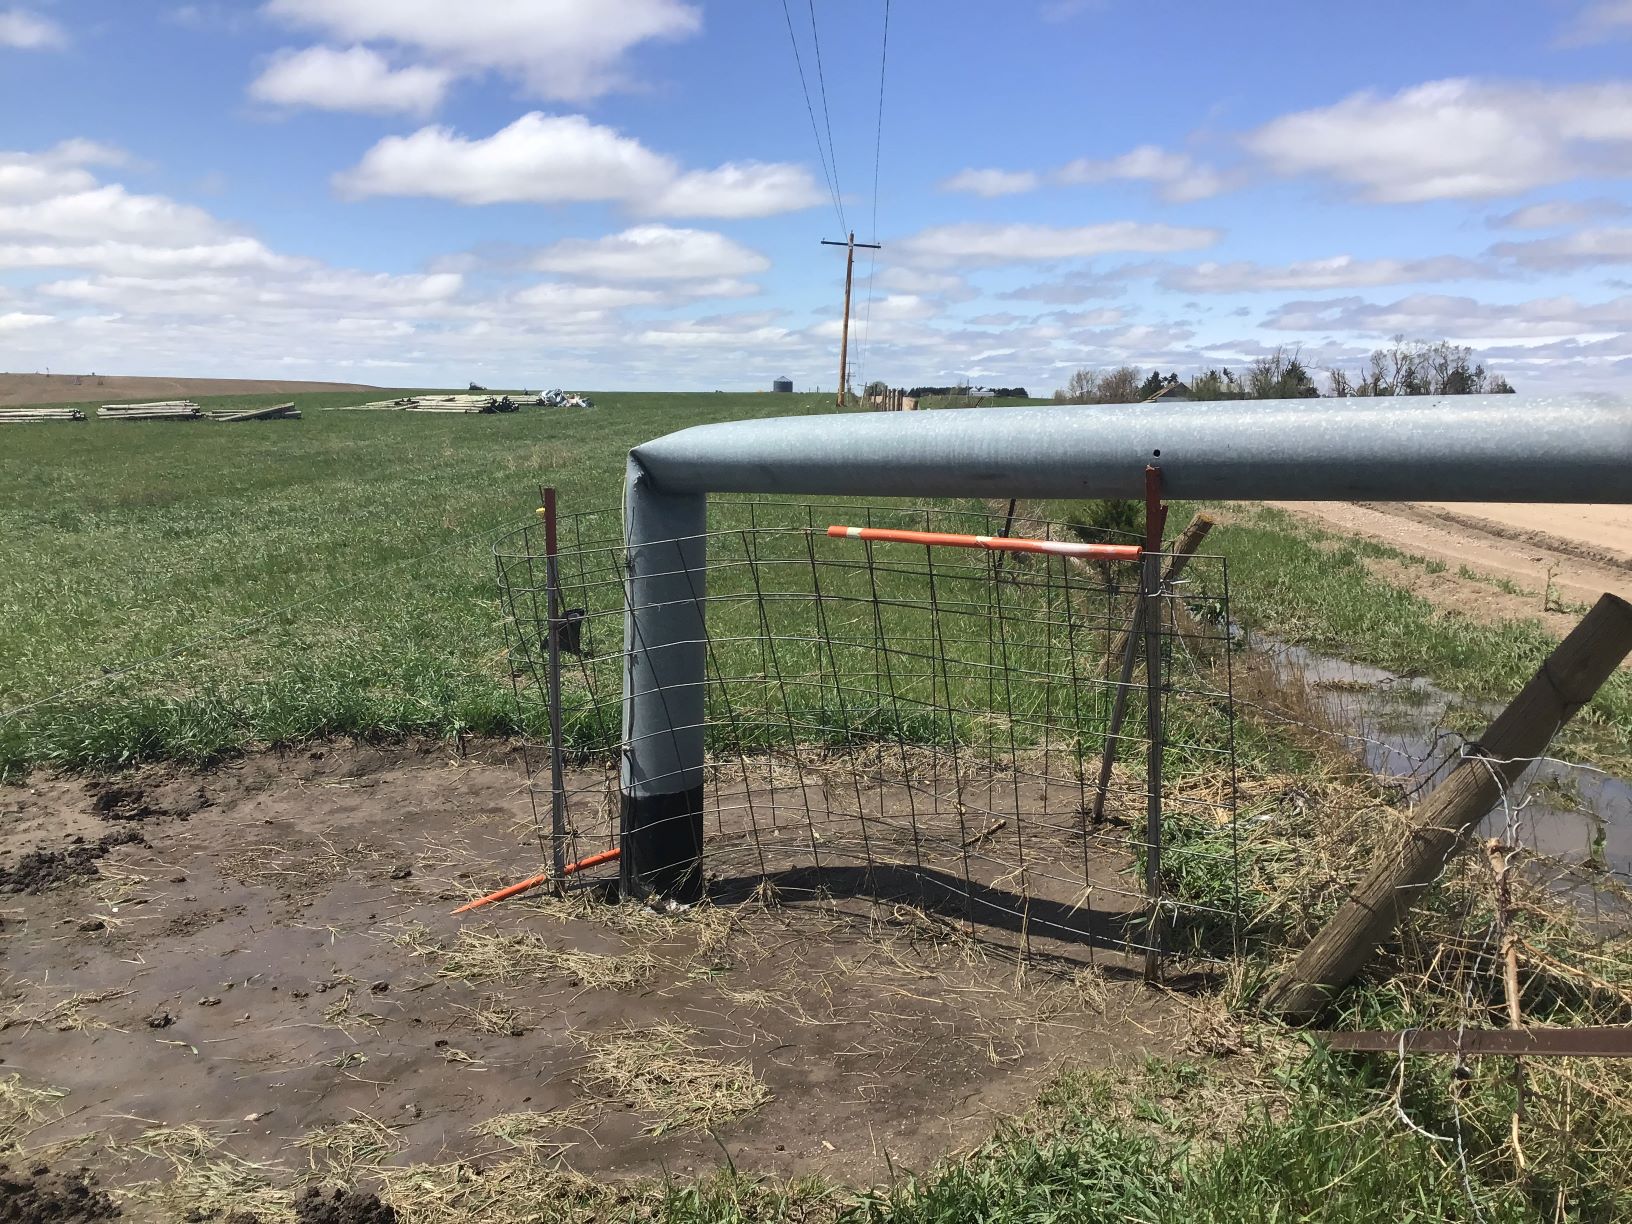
[0,310,52,330]
[532,225,769,281]
[0,7,65,49]
[1559,0,1632,44]
[1245,78,1632,202]
[997,271,1131,304]
[1164,255,1492,293]
[862,293,939,322]
[647,162,824,219]
[0,238,292,275]
[875,266,975,299]
[337,113,670,204]
[513,282,665,312]
[633,311,795,349]
[1262,291,1632,340]
[250,45,452,115]
[1058,145,1229,202]
[263,0,701,102]
[1490,226,1632,269]
[336,112,820,219]
[0,141,124,203]
[938,168,1041,198]
[1487,199,1630,230]
[0,147,302,278]
[894,221,1219,268]
[0,185,234,245]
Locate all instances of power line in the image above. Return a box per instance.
[870,0,890,242]
[855,0,892,400]
[779,0,844,230]
[805,0,845,231]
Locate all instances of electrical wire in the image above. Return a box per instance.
[852,0,892,402]
[779,0,844,231]
[805,0,845,231]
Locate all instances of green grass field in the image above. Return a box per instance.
[3,387,1625,776]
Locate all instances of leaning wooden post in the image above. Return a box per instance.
[1087,511,1215,826]
[1263,593,1632,1021]
[1106,512,1214,666]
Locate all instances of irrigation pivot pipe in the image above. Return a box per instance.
[619,395,1632,903]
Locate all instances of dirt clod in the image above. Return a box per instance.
[90,786,159,824]
[0,1163,120,1222]
[387,866,412,881]
[0,831,145,894]
[76,920,105,933]
[146,1013,174,1030]
[294,1187,396,1224]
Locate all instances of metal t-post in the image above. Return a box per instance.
[1141,466,1168,983]
[542,488,568,890]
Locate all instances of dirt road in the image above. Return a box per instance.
[1269,501,1632,632]
[0,371,379,406]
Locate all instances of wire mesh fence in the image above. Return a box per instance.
[496,498,1240,971]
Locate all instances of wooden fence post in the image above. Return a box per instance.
[1263,593,1632,1021]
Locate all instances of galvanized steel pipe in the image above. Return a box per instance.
[619,394,1632,900]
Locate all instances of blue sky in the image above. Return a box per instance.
[3,0,1632,393]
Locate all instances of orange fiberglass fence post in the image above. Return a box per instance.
[451,847,623,915]
[825,524,1141,563]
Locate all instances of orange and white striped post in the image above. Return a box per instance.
[825,524,1140,563]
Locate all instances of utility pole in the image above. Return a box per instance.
[821,231,881,408]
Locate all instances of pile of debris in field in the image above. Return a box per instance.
[0,407,87,423]
[335,393,521,414]
[203,401,301,422]
[333,390,595,413]
[94,401,302,423]
[537,388,595,408]
[98,400,203,421]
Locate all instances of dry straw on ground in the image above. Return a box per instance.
[575,1021,770,1135]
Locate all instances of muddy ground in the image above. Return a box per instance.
[1,739,1199,1220]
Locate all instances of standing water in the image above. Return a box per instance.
[1247,635,1631,888]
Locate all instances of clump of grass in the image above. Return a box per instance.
[575,1022,769,1135]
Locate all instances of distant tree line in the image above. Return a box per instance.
[906,384,1030,398]
[1052,339,1514,404]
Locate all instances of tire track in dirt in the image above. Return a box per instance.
[1268,501,1632,619]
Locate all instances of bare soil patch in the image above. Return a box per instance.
[1269,500,1632,627]
[0,374,379,408]
[0,740,1191,1218]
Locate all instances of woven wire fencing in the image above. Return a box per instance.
[1206,626,1632,1203]
[496,499,1241,971]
